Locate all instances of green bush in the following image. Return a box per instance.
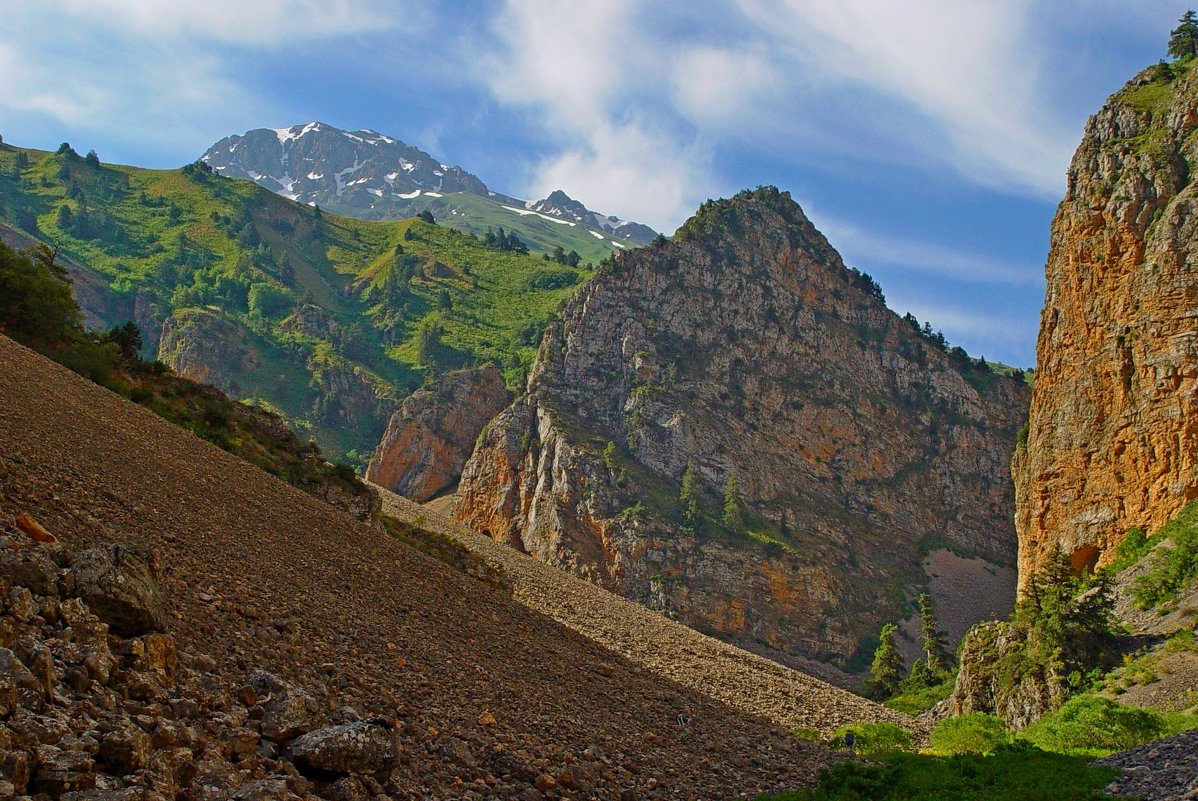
[1133,501,1198,608]
[830,722,913,756]
[1020,695,1165,755]
[526,267,579,290]
[929,713,1009,755]
[884,676,955,715]
[247,282,294,318]
[756,746,1124,801]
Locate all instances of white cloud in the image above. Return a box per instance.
[731,0,1077,197]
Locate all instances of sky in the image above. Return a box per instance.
[0,1,1189,367]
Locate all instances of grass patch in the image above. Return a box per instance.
[757,747,1127,801]
[884,676,955,715]
[928,713,1009,756]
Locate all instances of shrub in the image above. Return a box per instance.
[830,722,913,756]
[883,676,954,715]
[1133,500,1198,608]
[929,713,1009,755]
[1021,695,1165,755]
[526,267,579,291]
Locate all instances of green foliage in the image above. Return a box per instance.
[928,713,1009,755]
[106,320,143,361]
[1169,10,1198,61]
[1021,695,1166,755]
[756,747,1125,801]
[919,593,952,674]
[603,441,618,472]
[526,267,579,290]
[884,675,955,715]
[247,282,293,318]
[829,722,913,756]
[1109,526,1151,575]
[869,623,906,698]
[1132,500,1198,608]
[722,470,744,533]
[0,243,80,344]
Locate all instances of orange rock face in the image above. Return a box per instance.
[1015,65,1198,586]
[365,366,511,502]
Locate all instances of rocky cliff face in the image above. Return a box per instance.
[365,366,512,502]
[1015,62,1198,585]
[455,188,1030,667]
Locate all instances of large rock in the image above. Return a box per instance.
[69,544,166,637]
[1015,63,1198,585]
[240,670,320,742]
[949,621,1067,730]
[365,365,512,502]
[285,721,398,776]
[455,188,1030,667]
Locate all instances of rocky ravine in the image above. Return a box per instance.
[365,367,511,503]
[455,187,1030,669]
[1015,62,1198,584]
[0,335,843,799]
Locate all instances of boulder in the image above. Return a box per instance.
[285,721,398,776]
[0,548,58,597]
[70,544,166,637]
[240,670,320,742]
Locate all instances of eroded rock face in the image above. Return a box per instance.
[1015,64,1198,586]
[455,188,1030,666]
[365,366,511,502]
[70,543,166,637]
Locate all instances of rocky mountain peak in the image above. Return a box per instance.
[455,186,1029,671]
[528,188,658,245]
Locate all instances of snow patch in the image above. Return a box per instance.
[501,206,576,226]
[423,191,443,198]
[589,230,605,240]
[611,241,627,249]
[274,122,321,145]
[368,188,383,197]
[395,190,422,199]
[307,172,324,180]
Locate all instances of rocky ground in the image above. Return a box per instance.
[1098,729,1198,801]
[379,491,917,737]
[0,335,850,799]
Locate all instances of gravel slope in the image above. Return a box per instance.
[378,489,920,737]
[0,335,838,800]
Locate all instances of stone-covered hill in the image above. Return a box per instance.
[0,140,590,463]
[201,123,657,259]
[454,187,1031,671]
[1014,60,1198,583]
[0,334,846,799]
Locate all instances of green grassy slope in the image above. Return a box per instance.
[0,142,590,462]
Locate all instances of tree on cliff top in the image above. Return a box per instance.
[918,593,952,674]
[1169,10,1198,61]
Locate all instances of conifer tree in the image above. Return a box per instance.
[679,461,700,525]
[1169,10,1198,61]
[918,593,951,674]
[722,470,743,533]
[870,623,906,698]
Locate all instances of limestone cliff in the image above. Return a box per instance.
[365,366,511,502]
[455,188,1029,667]
[1015,62,1198,585]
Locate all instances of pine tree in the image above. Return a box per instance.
[870,623,906,698]
[437,288,452,311]
[722,471,744,532]
[1169,10,1198,61]
[918,593,951,674]
[679,461,700,525]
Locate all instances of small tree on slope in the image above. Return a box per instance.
[918,592,952,674]
[870,622,906,698]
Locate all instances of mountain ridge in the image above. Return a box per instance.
[201,122,658,251]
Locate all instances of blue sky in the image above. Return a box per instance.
[0,1,1189,366]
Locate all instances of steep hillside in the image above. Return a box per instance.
[0,141,588,461]
[454,187,1030,671]
[0,334,840,798]
[1014,60,1198,583]
[201,123,656,261]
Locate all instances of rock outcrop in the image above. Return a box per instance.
[365,366,511,502]
[455,187,1030,667]
[1015,62,1198,585]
